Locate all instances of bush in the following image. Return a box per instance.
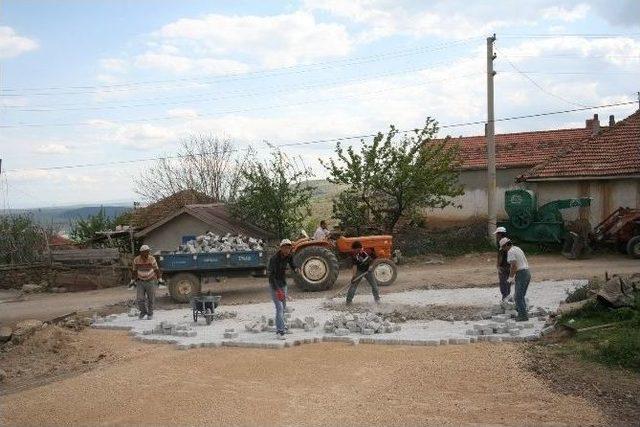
[394,221,493,257]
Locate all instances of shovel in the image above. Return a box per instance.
[325,271,369,300]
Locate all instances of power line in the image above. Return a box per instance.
[501,33,640,38]
[0,72,481,128]
[0,38,481,96]
[5,100,636,173]
[497,49,588,108]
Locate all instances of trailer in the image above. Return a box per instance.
[158,250,268,302]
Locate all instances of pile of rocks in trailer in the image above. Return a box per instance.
[144,321,197,337]
[324,313,401,336]
[172,233,264,254]
[244,314,319,333]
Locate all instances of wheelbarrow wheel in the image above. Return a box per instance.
[205,308,213,325]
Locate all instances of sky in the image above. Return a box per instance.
[1,0,639,209]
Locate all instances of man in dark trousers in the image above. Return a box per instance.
[494,227,511,301]
[131,244,163,320]
[267,239,299,339]
[501,237,531,321]
[346,241,381,305]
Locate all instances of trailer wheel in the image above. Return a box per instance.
[626,236,640,259]
[371,258,398,287]
[169,273,201,303]
[294,246,339,291]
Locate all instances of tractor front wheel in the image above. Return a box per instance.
[371,259,398,286]
[294,246,339,291]
[626,236,640,259]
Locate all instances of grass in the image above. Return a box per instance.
[555,286,640,372]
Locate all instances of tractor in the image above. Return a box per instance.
[290,234,398,291]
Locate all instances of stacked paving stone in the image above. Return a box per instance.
[323,312,401,335]
[127,308,140,317]
[173,233,264,254]
[145,321,197,337]
[224,328,239,338]
[244,315,319,333]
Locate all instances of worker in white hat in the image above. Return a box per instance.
[131,244,163,320]
[493,227,511,301]
[499,237,531,321]
[267,239,300,339]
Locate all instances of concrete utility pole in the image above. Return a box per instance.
[486,34,497,238]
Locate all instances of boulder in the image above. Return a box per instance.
[22,283,43,293]
[11,319,44,344]
[0,326,12,343]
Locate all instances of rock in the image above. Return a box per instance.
[22,283,43,293]
[0,326,12,343]
[0,369,6,382]
[11,319,44,344]
[57,287,68,293]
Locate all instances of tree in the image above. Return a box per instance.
[70,207,115,243]
[230,149,315,239]
[321,118,463,234]
[135,135,253,203]
[0,214,48,265]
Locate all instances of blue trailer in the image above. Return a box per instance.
[158,250,268,302]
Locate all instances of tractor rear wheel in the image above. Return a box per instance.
[294,246,339,291]
[626,236,640,259]
[168,273,201,303]
[371,259,398,286]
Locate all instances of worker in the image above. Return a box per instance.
[494,227,511,301]
[500,238,531,321]
[313,220,331,240]
[346,241,381,305]
[267,239,299,339]
[131,244,163,320]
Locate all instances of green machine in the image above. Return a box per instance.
[498,189,591,243]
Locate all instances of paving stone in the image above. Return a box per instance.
[334,328,350,336]
[487,336,502,342]
[439,339,448,345]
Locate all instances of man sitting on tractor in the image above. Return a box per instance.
[346,241,381,305]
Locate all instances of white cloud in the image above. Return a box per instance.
[99,58,128,73]
[150,11,354,69]
[0,26,38,59]
[167,108,199,119]
[34,144,71,155]
[134,52,249,75]
[542,4,590,22]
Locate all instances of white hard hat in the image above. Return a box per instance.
[499,237,511,248]
[279,239,293,247]
[494,226,507,234]
[140,244,151,252]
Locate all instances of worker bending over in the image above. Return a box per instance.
[494,227,511,301]
[500,238,531,321]
[346,241,381,305]
[132,244,163,320]
[267,239,299,339]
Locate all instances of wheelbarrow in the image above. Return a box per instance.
[190,292,221,325]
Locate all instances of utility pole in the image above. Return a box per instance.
[486,34,497,238]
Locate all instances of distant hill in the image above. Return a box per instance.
[2,205,131,232]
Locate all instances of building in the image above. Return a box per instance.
[519,109,640,226]
[426,114,612,223]
[134,203,273,252]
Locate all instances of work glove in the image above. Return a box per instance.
[275,288,286,302]
[128,279,136,289]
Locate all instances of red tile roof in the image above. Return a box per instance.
[520,110,640,180]
[441,127,594,171]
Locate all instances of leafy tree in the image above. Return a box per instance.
[322,118,463,234]
[70,207,115,243]
[0,214,47,264]
[231,149,315,240]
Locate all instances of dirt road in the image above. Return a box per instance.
[1,329,602,427]
[1,253,637,325]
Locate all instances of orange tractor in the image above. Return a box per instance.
[290,234,398,291]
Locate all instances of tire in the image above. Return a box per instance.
[371,258,398,287]
[626,236,640,259]
[169,273,201,303]
[293,246,339,291]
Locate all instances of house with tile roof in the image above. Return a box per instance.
[426,113,611,223]
[518,109,640,226]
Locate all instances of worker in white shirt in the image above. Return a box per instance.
[499,238,531,321]
[313,220,331,240]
